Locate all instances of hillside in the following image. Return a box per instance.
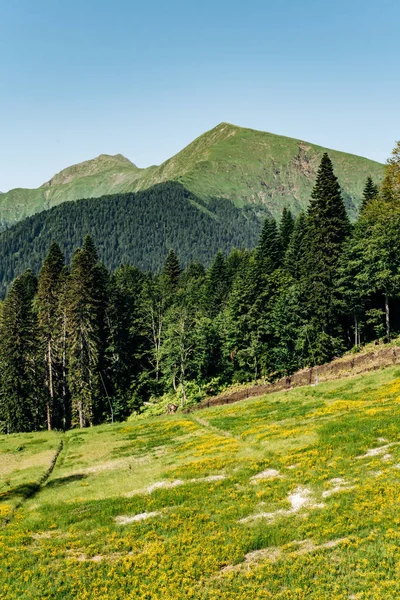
[0,182,263,297]
[2,365,400,598]
[0,123,384,229]
[136,123,385,220]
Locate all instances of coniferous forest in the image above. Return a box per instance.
[1,145,400,434]
[0,183,265,297]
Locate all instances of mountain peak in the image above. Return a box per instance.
[0,125,384,230]
[41,153,138,188]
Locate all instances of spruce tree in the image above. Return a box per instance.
[82,234,99,264]
[360,177,379,211]
[36,242,65,430]
[279,208,295,254]
[256,217,282,273]
[66,244,108,428]
[106,265,145,416]
[207,251,229,315]
[0,271,40,433]
[284,212,307,279]
[163,249,181,287]
[222,253,260,379]
[301,153,350,359]
[57,265,71,429]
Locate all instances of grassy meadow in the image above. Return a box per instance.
[2,366,400,598]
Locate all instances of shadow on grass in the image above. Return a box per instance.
[45,473,88,489]
[0,474,87,505]
[0,482,41,502]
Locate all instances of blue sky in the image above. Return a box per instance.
[1,0,399,191]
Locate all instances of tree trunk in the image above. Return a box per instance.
[79,337,85,428]
[354,315,358,348]
[79,400,84,429]
[62,315,67,431]
[47,339,53,431]
[180,357,186,409]
[181,376,187,409]
[172,371,177,392]
[385,295,390,341]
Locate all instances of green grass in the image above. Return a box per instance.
[2,366,400,598]
[0,123,384,228]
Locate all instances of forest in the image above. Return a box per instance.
[0,182,265,297]
[0,143,399,434]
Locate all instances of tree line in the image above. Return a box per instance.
[1,143,399,433]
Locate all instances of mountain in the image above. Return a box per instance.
[0,123,384,229]
[0,182,263,297]
[0,154,144,229]
[134,123,384,220]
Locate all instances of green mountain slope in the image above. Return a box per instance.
[0,182,263,297]
[0,154,146,229]
[0,123,384,228]
[134,123,385,219]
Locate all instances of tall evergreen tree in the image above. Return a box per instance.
[0,271,40,433]
[206,251,230,315]
[163,249,181,287]
[106,265,144,416]
[284,212,307,279]
[36,242,65,430]
[66,244,108,428]
[82,234,99,264]
[301,153,350,360]
[256,217,282,272]
[279,208,295,254]
[360,177,379,212]
[57,265,71,429]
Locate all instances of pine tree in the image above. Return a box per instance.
[226,248,248,285]
[163,249,181,287]
[284,212,306,279]
[206,251,230,315]
[337,219,371,347]
[360,177,379,211]
[66,244,108,428]
[256,217,282,272]
[36,242,65,430]
[0,271,40,433]
[82,234,99,264]
[57,265,71,429]
[279,208,295,254]
[106,265,145,417]
[222,253,262,382]
[301,153,350,360]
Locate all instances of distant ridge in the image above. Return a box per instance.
[0,123,384,229]
[41,153,138,187]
